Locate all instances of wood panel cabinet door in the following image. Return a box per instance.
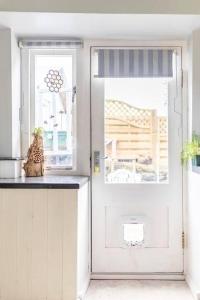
[0,189,77,300]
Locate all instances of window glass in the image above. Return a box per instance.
[33,53,75,169]
[104,78,169,183]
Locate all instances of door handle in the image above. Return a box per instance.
[94,151,100,174]
[93,152,108,174]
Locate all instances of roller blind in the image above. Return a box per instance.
[18,39,83,49]
[95,48,174,78]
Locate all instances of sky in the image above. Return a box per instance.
[105,78,170,116]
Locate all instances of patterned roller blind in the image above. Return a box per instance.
[95,48,174,78]
[19,39,83,49]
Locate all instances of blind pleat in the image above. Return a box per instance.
[95,49,174,78]
[19,39,83,49]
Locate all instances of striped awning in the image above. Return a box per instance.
[95,49,174,78]
[18,39,83,49]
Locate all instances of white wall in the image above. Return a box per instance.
[77,183,90,298]
[186,29,200,299]
[0,29,12,157]
[190,30,200,135]
[0,0,200,14]
[11,33,21,158]
[0,28,20,158]
[75,46,90,175]
[187,171,200,298]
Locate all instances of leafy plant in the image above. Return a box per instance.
[33,127,43,136]
[181,132,200,165]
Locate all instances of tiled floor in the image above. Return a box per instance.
[84,280,194,300]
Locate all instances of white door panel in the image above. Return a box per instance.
[91,46,183,274]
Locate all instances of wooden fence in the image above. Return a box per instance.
[105,99,168,175]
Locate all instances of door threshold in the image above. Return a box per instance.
[91,272,185,280]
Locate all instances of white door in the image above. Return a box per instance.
[91,46,183,274]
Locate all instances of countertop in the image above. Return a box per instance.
[0,175,89,189]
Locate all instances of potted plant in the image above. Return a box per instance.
[181,132,200,166]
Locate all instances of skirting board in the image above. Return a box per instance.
[186,274,200,300]
[77,274,90,300]
[91,272,185,280]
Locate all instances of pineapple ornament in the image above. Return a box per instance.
[23,128,44,177]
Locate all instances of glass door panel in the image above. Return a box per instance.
[104,78,169,184]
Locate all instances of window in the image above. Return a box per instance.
[94,48,175,184]
[104,78,169,183]
[22,49,76,170]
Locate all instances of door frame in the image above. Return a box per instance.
[88,39,188,280]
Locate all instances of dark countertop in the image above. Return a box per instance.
[0,175,89,189]
[0,157,23,160]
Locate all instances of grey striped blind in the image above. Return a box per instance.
[19,39,83,49]
[96,49,174,78]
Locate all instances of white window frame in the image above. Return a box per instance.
[21,48,77,172]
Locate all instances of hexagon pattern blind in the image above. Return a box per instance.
[44,70,64,93]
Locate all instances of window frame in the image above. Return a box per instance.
[21,48,77,172]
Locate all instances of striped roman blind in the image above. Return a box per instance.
[18,39,83,49]
[95,48,174,78]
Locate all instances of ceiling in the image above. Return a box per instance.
[1,0,200,14]
[0,12,200,39]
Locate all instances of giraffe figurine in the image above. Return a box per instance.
[23,128,44,177]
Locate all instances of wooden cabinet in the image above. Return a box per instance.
[0,183,90,300]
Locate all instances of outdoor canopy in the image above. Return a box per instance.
[95,48,174,78]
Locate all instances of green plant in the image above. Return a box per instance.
[181,132,200,165]
[33,127,43,136]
